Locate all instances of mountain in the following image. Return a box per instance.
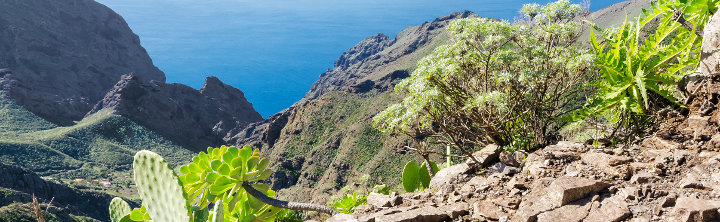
[230,1,655,205]
[0,0,263,220]
[88,75,262,150]
[0,0,165,125]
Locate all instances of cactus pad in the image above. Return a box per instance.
[109,197,131,222]
[133,150,190,222]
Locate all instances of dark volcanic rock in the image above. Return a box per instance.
[88,75,262,150]
[0,163,112,221]
[0,0,165,125]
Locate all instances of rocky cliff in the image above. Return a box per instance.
[89,75,262,150]
[0,0,165,125]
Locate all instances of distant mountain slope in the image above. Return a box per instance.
[0,91,194,221]
[0,163,112,221]
[0,0,165,125]
[231,0,655,204]
[88,75,263,150]
[0,0,263,149]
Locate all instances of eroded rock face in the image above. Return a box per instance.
[88,75,262,150]
[0,0,165,125]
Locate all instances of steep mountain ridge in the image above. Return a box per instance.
[0,0,263,220]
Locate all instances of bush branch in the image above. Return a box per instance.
[673,9,703,37]
[241,182,339,215]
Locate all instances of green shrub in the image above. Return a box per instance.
[575,0,717,125]
[371,184,391,195]
[330,192,367,214]
[374,0,594,160]
[275,209,303,222]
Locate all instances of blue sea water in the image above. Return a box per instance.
[95,0,625,117]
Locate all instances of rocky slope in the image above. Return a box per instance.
[326,4,720,222]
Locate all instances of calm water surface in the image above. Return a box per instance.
[95,0,625,117]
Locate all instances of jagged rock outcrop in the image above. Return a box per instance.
[0,163,112,221]
[0,0,165,125]
[89,75,262,150]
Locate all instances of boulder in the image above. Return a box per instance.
[430,163,471,189]
[475,200,510,220]
[363,206,450,222]
[466,144,503,167]
[366,192,403,208]
[327,213,358,222]
[585,195,631,222]
[513,177,609,222]
[536,196,595,222]
[669,197,720,222]
[581,152,632,179]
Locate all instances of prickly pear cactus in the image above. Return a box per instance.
[109,197,131,222]
[133,150,190,222]
[402,160,438,192]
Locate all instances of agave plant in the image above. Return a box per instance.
[576,0,717,119]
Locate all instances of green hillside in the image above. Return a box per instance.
[0,93,194,199]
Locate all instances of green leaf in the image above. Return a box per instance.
[418,162,431,189]
[402,161,420,192]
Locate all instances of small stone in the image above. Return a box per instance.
[326,213,358,222]
[475,200,509,220]
[613,147,625,155]
[630,173,656,184]
[565,165,581,177]
[585,195,632,222]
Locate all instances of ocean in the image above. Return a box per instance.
[94,0,625,117]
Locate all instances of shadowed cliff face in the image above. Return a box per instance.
[88,75,263,150]
[0,0,166,125]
